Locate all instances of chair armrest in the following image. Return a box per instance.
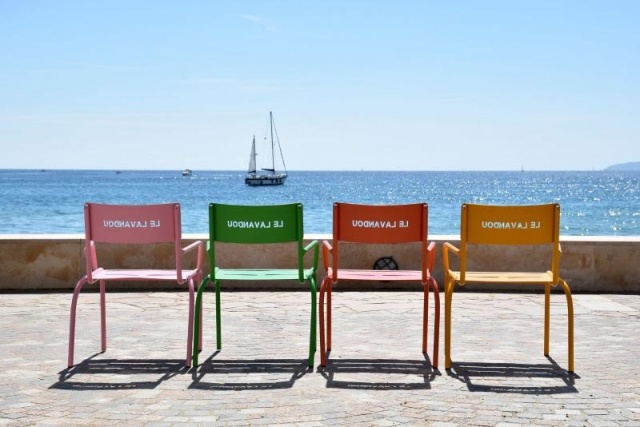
[426,241,436,272]
[442,242,460,272]
[182,240,204,271]
[321,240,333,272]
[303,239,320,270]
[85,240,99,282]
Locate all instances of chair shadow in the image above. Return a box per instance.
[189,351,310,390]
[51,353,186,390]
[446,356,580,394]
[317,353,438,390]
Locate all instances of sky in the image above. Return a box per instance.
[1,1,639,171]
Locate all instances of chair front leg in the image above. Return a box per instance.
[444,276,455,370]
[185,277,195,368]
[192,276,210,367]
[319,277,329,367]
[68,276,88,368]
[560,279,575,373]
[308,277,317,369]
[327,280,333,351]
[429,277,440,369]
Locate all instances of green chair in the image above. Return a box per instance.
[192,203,319,368]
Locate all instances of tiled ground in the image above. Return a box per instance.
[1,290,639,426]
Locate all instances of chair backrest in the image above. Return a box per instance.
[208,203,305,279]
[459,203,561,282]
[331,202,429,276]
[84,202,183,279]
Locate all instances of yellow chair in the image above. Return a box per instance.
[443,203,574,372]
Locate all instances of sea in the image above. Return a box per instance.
[1,169,639,236]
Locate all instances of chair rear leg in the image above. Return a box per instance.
[215,280,222,350]
[99,280,106,352]
[422,283,429,354]
[308,278,317,368]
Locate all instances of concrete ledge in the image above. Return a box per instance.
[1,234,640,292]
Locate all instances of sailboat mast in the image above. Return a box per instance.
[269,111,275,170]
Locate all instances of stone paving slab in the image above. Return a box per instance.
[0,291,639,426]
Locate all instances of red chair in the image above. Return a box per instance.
[67,203,203,368]
[319,202,440,368]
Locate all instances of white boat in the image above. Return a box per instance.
[182,169,193,177]
[245,112,288,186]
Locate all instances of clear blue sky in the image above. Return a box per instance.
[1,1,638,171]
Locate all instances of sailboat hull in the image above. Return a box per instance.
[245,173,287,186]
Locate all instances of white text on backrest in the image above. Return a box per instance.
[103,220,161,228]
[227,220,285,229]
[352,220,409,228]
[481,221,541,230]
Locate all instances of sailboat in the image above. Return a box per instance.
[245,111,288,186]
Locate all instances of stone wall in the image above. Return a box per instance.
[1,234,639,292]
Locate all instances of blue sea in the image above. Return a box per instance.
[1,169,639,236]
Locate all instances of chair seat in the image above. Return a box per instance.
[92,268,200,282]
[215,268,315,281]
[449,270,554,284]
[336,269,424,282]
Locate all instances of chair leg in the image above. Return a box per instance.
[68,276,88,368]
[308,277,317,369]
[215,280,222,350]
[185,278,195,368]
[319,277,328,367]
[327,281,333,351]
[192,276,209,367]
[544,283,551,357]
[560,279,575,373]
[444,277,454,370]
[99,280,106,352]
[430,277,440,369]
[422,282,429,355]
[196,272,204,352]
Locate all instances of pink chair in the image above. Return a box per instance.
[68,203,203,368]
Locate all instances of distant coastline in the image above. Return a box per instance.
[605,162,640,171]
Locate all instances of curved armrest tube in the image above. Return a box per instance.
[304,239,320,270]
[442,242,460,272]
[303,239,319,253]
[426,241,436,272]
[321,240,333,272]
[182,240,204,271]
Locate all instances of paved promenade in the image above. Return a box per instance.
[1,290,639,426]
